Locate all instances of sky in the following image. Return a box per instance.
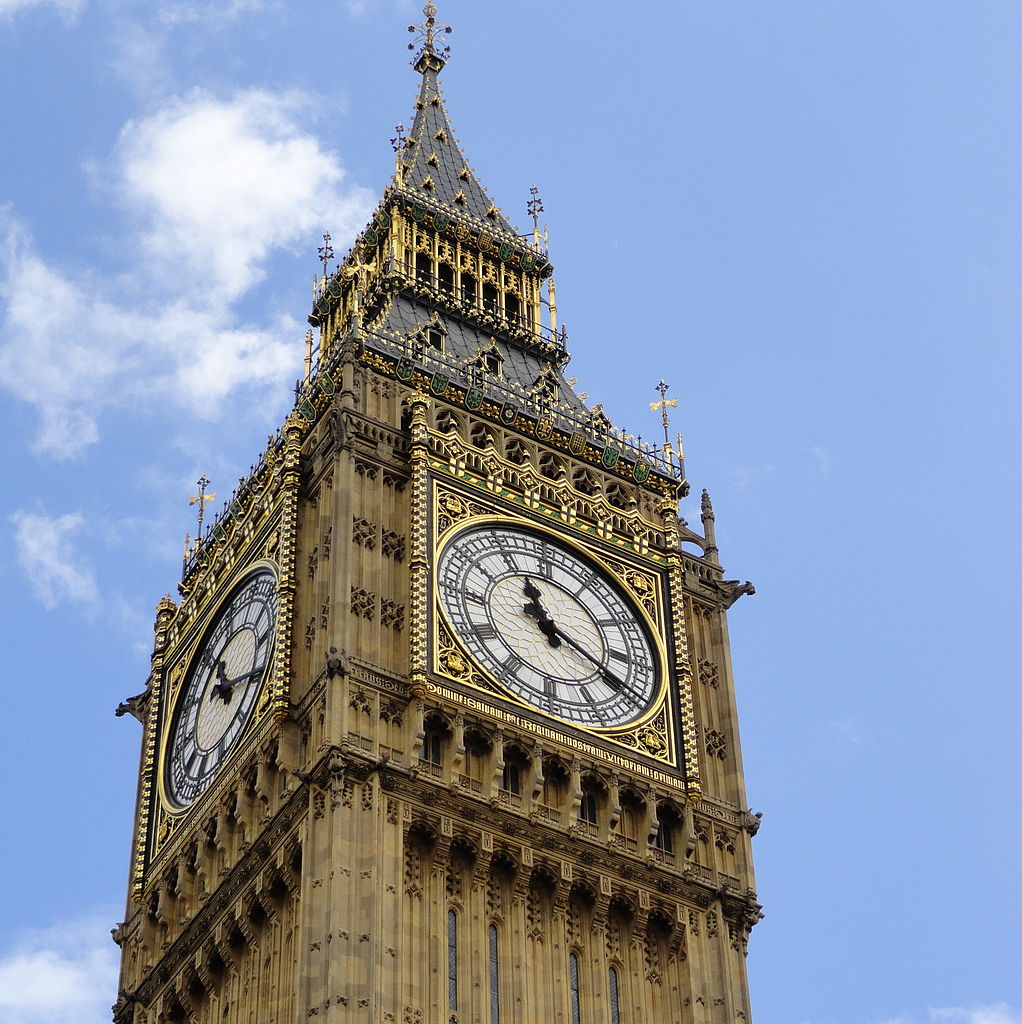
[0,1,1019,1023]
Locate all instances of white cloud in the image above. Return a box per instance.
[157,0,267,26]
[877,1006,1022,1024]
[115,89,369,300]
[0,917,118,1024]
[10,509,99,611]
[0,0,83,21]
[808,444,832,478]
[931,1006,1022,1024]
[0,89,374,458]
[730,461,776,492]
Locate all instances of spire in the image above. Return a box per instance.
[398,3,518,237]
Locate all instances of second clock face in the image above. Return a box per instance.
[436,523,660,727]
[165,567,278,809]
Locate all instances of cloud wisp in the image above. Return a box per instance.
[0,89,374,459]
[10,509,99,611]
[0,0,83,22]
[0,916,118,1024]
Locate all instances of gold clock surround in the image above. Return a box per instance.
[430,481,678,766]
[157,560,280,814]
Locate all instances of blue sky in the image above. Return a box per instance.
[1,1,1020,1022]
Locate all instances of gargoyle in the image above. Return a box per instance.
[115,690,149,722]
[718,580,756,609]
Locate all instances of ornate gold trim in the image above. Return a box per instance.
[429,480,676,766]
[154,559,281,823]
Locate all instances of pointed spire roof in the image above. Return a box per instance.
[398,4,518,238]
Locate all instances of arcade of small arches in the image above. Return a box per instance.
[418,711,690,865]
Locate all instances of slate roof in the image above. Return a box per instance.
[370,293,590,420]
[398,61,519,239]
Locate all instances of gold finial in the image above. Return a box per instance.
[650,379,681,470]
[317,232,334,279]
[408,1,452,67]
[188,475,216,538]
[527,185,545,247]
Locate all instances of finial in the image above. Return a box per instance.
[317,232,334,277]
[701,489,714,521]
[390,123,407,154]
[408,1,452,70]
[650,379,680,470]
[527,185,545,245]
[188,475,216,538]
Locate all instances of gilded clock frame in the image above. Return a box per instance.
[429,480,679,766]
[155,558,281,815]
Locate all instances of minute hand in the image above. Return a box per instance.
[550,627,643,702]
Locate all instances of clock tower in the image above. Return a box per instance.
[113,7,762,1023]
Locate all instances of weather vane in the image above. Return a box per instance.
[317,232,334,277]
[189,475,216,538]
[408,1,452,60]
[528,185,545,242]
[390,123,407,154]
[650,380,683,471]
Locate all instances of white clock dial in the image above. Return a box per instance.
[165,568,277,808]
[436,523,659,727]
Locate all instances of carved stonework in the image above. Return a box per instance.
[381,600,405,632]
[714,828,737,855]
[705,730,728,761]
[698,658,719,688]
[350,586,376,620]
[382,529,406,561]
[352,516,377,549]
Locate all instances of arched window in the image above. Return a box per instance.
[437,262,454,294]
[609,966,621,1024]
[422,719,445,767]
[578,792,598,825]
[500,762,520,795]
[569,951,581,1024]
[415,252,433,286]
[447,909,458,1011]
[653,802,682,856]
[488,923,501,1024]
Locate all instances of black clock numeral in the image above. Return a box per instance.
[608,649,629,665]
[501,653,525,676]
[472,623,498,640]
[543,676,557,711]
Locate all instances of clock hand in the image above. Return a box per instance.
[548,626,645,703]
[521,578,562,648]
[210,660,233,703]
[211,664,263,704]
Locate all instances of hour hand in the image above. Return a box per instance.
[521,576,547,619]
[521,578,561,648]
[210,660,233,704]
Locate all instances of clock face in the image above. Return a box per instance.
[165,568,277,809]
[436,523,660,727]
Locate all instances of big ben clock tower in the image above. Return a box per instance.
[113,6,762,1023]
